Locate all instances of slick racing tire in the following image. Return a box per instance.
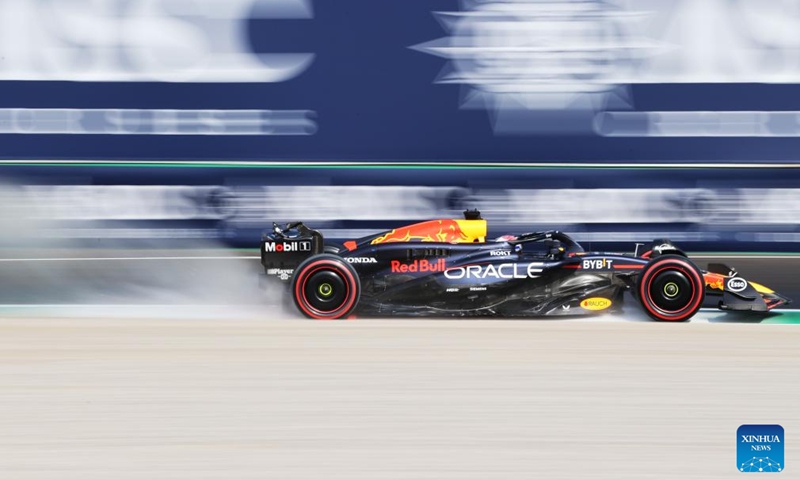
[637,254,705,322]
[291,254,361,320]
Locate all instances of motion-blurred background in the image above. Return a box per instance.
[1,0,799,253]
[1,5,799,480]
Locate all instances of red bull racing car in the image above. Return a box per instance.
[259,210,790,321]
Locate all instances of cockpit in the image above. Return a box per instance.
[365,209,585,261]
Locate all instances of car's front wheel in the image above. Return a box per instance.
[637,254,705,322]
[291,254,361,319]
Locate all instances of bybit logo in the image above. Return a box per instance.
[582,258,614,270]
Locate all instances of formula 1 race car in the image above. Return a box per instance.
[259,210,791,321]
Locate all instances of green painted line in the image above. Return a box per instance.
[0,162,648,170]
[698,310,800,324]
[762,312,800,324]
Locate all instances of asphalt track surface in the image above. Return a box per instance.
[0,253,798,479]
[0,318,797,480]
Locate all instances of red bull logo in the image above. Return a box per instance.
[390,259,446,273]
[371,219,485,245]
[704,273,725,291]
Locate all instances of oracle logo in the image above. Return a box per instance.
[443,263,543,280]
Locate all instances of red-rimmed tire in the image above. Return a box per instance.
[291,254,361,320]
[637,254,704,322]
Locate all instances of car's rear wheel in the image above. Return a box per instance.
[637,254,704,322]
[291,254,360,319]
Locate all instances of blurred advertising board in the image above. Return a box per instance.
[1,162,798,251]
[1,0,800,161]
[1,0,799,251]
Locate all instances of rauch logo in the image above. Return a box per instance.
[580,298,612,311]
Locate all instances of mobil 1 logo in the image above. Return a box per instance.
[263,240,312,253]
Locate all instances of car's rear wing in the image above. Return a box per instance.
[260,222,324,281]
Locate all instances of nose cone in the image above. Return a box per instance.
[763,291,791,310]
